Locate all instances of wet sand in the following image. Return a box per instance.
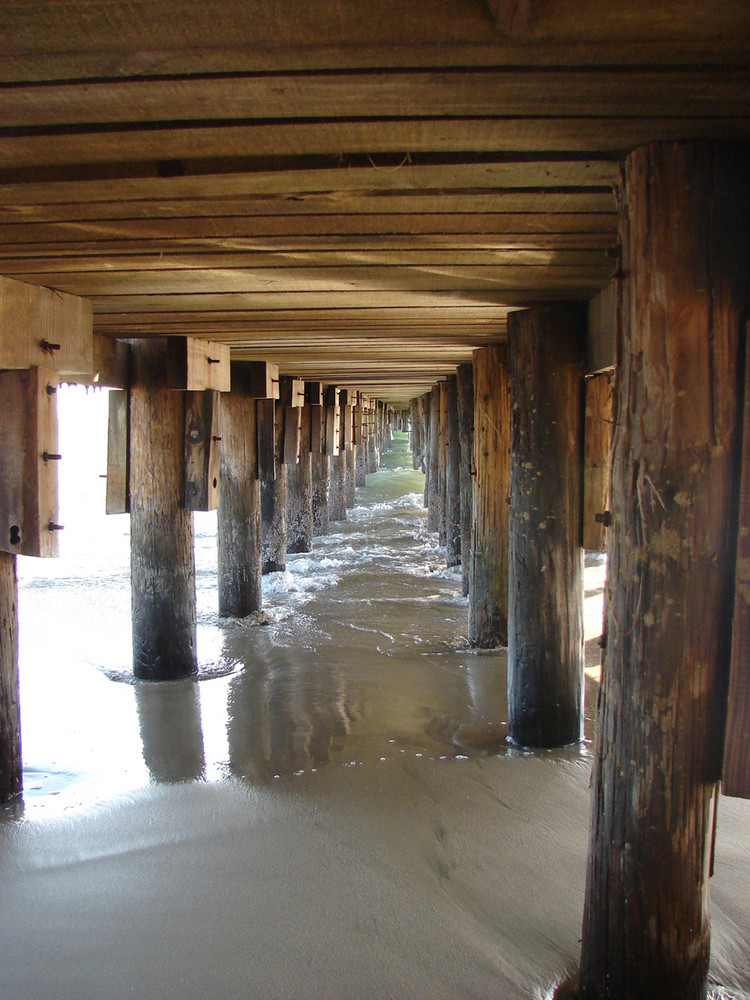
[2,391,749,999]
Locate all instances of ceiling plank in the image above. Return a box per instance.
[1,118,748,170]
[2,68,748,127]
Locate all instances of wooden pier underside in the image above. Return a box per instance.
[1,5,750,1000]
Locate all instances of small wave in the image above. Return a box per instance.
[262,569,341,595]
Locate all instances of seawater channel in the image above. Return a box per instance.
[1,386,749,1000]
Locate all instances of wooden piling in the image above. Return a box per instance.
[366,427,379,474]
[445,375,461,568]
[410,398,420,469]
[312,452,331,537]
[261,404,287,574]
[427,387,440,533]
[580,142,749,1000]
[0,552,21,801]
[329,453,347,521]
[129,339,197,680]
[218,365,262,617]
[507,304,585,746]
[456,363,475,598]
[345,447,356,508]
[286,403,313,554]
[438,382,448,546]
[582,374,614,552]
[420,393,431,506]
[469,347,510,647]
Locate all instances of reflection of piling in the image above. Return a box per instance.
[226,647,359,780]
[135,678,205,783]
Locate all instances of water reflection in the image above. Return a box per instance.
[135,679,206,783]
[227,649,361,780]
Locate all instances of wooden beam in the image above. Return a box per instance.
[0,118,747,170]
[0,274,92,377]
[106,388,129,515]
[243,361,279,400]
[166,337,230,392]
[582,374,613,551]
[279,376,305,408]
[0,367,60,558]
[256,398,277,482]
[2,68,747,128]
[184,390,221,511]
[587,280,617,374]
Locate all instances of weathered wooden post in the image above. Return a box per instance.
[260,398,287,574]
[341,392,357,508]
[286,380,313,554]
[0,278,93,799]
[0,553,20,802]
[326,386,346,522]
[354,402,367,487]
[579,142,749,1000]
[445,375,461,568]
[309,383,330,537]
[456,363,475,597]
[507,305,585,746]
[469,347,510,647]
[420,393,431,506]
[582,373,613,552]
[409,398,420,469]
[438,383,448,545]
[426,387,441,533]
[217,361,269,617]
[129,340,198,680]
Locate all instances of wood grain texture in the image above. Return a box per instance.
[0,552,21,802]
[0,274,92,377]
[507,304,585,746]
[445,376,461,568]
[129,339,197,680]
[106,388,129,515]
[261,404,287,574]
[456,363,475,597]
[311,452,330,537]
[286,403,313,554]
[724,321,750,799]
[2,68,746,127]
[217,366,262,617]
[438,382,448,545]
[582,374,613,551]
[0,366,60,558]
[329,453,347,522]
[345,447,356,509]
[580,141,749,1000]
[1,0,749,83]
[469,346,510,647]
[426,387,441,534]
[184,389,220,512]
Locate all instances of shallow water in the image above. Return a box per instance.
[2,387,749,1000]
